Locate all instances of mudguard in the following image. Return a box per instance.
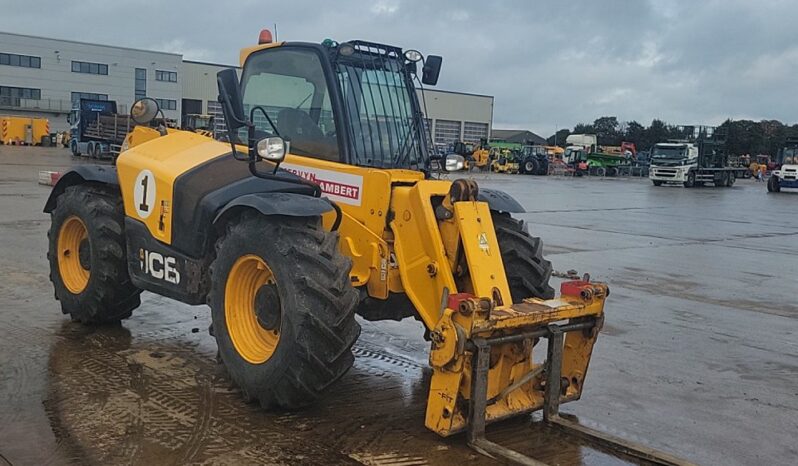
[43,165,118,213]
[213,192,334,225]
[478,188,525,213]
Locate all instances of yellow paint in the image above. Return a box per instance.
[452,201,512,307]
[425,285,607,436]
[239,41,285,67]
[116,130,232,243]
[224,254,280,364]
[0,116,49,145]
[390,182,459,329]
[57,216,90,294]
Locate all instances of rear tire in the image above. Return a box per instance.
[523,158,539,175]
[492,213,555,301]
[47,184,141,323]
[209,213,360,409]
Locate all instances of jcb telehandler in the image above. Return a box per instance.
[45,31,686,464]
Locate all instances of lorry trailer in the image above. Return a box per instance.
[68,99,133,159]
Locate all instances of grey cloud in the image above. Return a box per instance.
[1,0,794,135]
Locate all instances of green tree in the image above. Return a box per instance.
[547,128,571,147]
[593,116,620,145]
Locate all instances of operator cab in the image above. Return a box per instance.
[217,32,443,174]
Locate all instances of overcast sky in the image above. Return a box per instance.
[2,0,795,136]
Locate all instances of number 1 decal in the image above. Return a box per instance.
[134,169,156,219]
[139,175,150,212]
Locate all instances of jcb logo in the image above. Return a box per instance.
[140,249,181,284]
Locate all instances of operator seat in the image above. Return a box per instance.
[276,108,337,160]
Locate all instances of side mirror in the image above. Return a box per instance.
[422,55,442,85]
[445,154,465,171]
[131,98,160,125]
[216,68,247,131]
[256,137,289,163]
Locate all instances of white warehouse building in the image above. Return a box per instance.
[0,31,493,142]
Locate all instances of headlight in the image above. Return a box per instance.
[256,137,288,162]
[445,154,465,171]
[404,49,423,62]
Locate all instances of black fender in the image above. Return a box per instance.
[213,192,334,227]
[478,188,525,213]
[43,165,118,213]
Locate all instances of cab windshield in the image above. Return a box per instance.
[782,148,798,165]
[334,42,427,169]
[652,145,687,159]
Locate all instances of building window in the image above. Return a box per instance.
[71,92,108,103]
[0,52,41,68]
[135,68,146,100]
[155,98,177,111]
[0,86,41,100]
[155,70,178,82]
[463,121,489,143]
[434,119,461,145]
[71,60,108,75]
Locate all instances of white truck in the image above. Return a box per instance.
[649,139,743,188]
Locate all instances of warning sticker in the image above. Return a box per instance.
[280,163,364,206]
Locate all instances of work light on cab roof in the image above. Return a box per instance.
[258,29,273,44]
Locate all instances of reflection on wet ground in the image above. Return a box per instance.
[44,312,628,465]
[2,148,797,465]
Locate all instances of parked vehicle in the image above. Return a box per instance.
[67,99,132,159]
[649,127,744,187]
[768,152,798,192]
[517,145,549,175]
[563,134,632,176]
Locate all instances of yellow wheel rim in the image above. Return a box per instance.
[225,254,281,364]
[57,216,90,294]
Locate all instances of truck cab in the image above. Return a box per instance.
[649,142,699,184]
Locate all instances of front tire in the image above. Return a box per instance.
[47,184,141,323]
[209,213,360,409]
[768,176,780,192]
[652,180,663,186]
[70,139,80,157]
[493,213,555,301]
[684,171,696,188]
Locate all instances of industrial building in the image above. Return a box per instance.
[490,128,547,145]
[418,89,494,145]
[0,31,494,141]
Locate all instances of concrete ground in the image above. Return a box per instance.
[0,145,796,466]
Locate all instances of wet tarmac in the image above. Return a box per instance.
[1,146,796,465]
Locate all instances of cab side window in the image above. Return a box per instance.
[240,48,339,161]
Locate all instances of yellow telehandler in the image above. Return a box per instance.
[44,31,686,464]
